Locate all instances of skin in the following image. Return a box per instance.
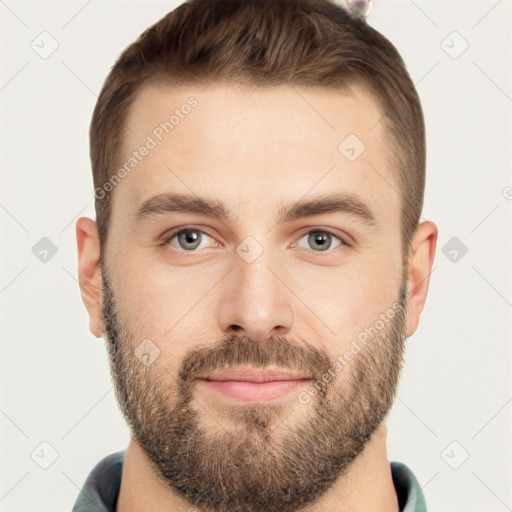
[76,83,437,512]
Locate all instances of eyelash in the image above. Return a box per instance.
[159,227,350,255]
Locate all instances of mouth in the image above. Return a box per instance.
[197,366,313,402]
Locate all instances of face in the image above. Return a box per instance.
[101,83,408,512]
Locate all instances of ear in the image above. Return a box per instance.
[405,220,438,337]
[76,217,103,338]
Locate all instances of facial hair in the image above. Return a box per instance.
[101,266,408,512]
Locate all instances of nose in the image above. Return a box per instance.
[217,250,295,342]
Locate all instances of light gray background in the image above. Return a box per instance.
[1,1,511,510]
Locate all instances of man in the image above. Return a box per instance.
[74,0,437,510]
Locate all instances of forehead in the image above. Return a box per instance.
[114,82,400,229]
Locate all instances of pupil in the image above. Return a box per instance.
[180,230,200,249]
[310,231,331,251]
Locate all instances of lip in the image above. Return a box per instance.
[197,366,312,402]
[198,366,312,383]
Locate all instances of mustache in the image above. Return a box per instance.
[178,333,333,383]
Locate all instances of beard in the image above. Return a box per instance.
[101,265,408,512]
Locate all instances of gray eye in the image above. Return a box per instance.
[296,231,343,252]
[167,229,214,252]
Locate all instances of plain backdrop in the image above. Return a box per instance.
[1,1,511,511]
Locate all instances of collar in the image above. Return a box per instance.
[72,450,427,511]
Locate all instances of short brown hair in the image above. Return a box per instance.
[90,0,425,267]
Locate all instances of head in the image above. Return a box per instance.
[77,1,437,511]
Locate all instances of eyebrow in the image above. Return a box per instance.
[135,191,377,227]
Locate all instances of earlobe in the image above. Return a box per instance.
[76,217,103,338]
[405,220,438,338]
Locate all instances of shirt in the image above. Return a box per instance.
[72,450,428,512]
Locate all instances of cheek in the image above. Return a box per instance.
[111,262,217,363]
[295,253,400,351]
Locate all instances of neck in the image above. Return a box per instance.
[116,421,399,512]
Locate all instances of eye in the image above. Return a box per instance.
[292,229,348,253]
[160,227,349,254]
[160,227,220,253]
